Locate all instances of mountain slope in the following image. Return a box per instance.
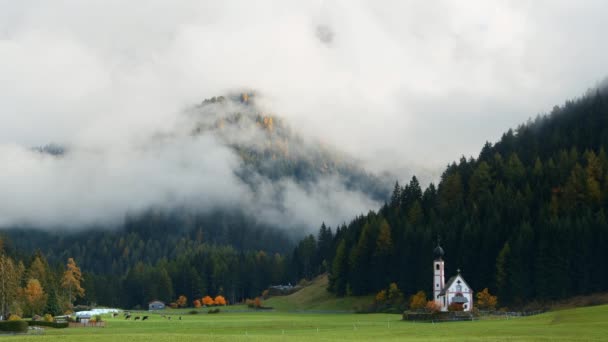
[297,84,608,307]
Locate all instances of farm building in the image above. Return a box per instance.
[148,300,166,310]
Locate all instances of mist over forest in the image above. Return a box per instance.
[2,0,608,315]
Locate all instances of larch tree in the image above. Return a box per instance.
[23,278,47,316]
[0,254,20,318]
[61,258,84,306]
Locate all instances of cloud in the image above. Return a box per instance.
[1,0,608,229]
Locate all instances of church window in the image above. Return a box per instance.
[436,264,439,270]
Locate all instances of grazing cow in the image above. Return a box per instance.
[142,316,149,321]
[134,316,140,321]
[125,315,131,320]
[112,313,118,318]
[179,316,182,320]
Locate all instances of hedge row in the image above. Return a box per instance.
[27,321,69,329]
[0,320,29,333]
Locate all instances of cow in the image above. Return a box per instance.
[112,313,119,318]
[142,316,149,321]
[134,316,140,321]
[125,315,131,320]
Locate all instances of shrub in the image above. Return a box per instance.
[208,308,220,314]
[0,320,29,333]
[188,310,199,315]
[409,291,427,310]
[43,314,53,322]
[425,300,441,313]
[27,321,69,329]
[94,314,102,322]
[448,302,464,312]
[8,314,22,321]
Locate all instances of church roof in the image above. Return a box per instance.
[439,271,472,296]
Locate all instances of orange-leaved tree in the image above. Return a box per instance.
[176,295,188,308]
[193,299,201,308]
[214,295,226,306]
[476,288,498,310]
[409,291,427,310]
[22,278,47,316]
[425,300,441,313]
[202,296,214,306]
[375,289,387,304]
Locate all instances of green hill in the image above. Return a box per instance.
[264,274,373,312]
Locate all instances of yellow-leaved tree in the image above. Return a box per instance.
[61,258,84,306]
[409,290,427,310]
[22,278,47,316]
[476,288,498,310]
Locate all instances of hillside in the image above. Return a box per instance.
[264,274,373,312]
[290,85,608,307]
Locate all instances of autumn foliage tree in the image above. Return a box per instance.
[214,295,226,306]
[202,296,214,306]
[0,254,20,318]
[193,299,201,308]
[409,291,427,310]
[61,258,84,306]
[375,289,387,304]
[476,288,498,310]
[176,295,188,308]
[22,278,47,316]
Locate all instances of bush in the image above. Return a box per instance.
[43,314,53,322]
[0,320,29,333]
[27,321,69,329]
[188,310,199,315]
[8,314,22,321]
[94,315,102,322]
[207,308,220,314]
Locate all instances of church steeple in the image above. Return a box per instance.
[433,237,445,261]
[433,238,445,305]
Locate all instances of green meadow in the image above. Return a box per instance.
[3,304,607,341]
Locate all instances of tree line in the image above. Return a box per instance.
[291,88,608,308]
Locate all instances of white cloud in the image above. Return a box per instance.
[1,0,607,229]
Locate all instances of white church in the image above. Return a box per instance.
[433,242,474,312]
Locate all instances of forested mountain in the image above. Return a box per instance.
[4,86,608,312]
[292,86,608,308]
[0,92,389,309]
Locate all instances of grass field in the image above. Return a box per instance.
[264,274,373,312]
[2,304,607,341]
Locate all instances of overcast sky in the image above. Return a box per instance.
[1,0,608,229]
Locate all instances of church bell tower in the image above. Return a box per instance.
[433,241,445,304]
